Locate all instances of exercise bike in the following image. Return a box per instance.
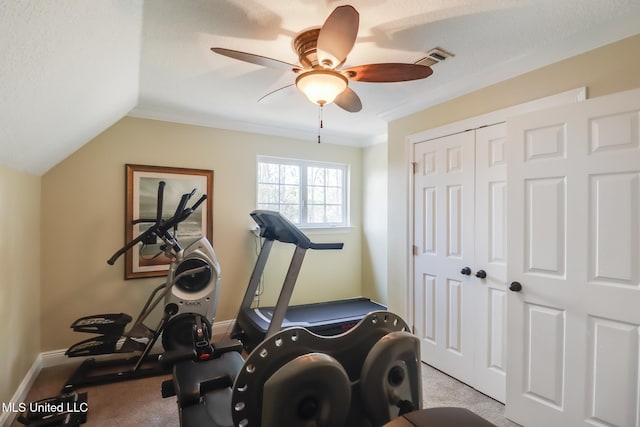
[62,181,221,392]
[160,311,422,427]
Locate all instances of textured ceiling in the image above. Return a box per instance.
[0,0,143,175]
[2,0,640,175]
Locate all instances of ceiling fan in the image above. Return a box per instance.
[211,5,433,113]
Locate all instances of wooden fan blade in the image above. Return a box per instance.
[334,87,362,113]
[258,84,296,103]
[343,63,433,82]
[317,5,359,69]
[211,47,300,72]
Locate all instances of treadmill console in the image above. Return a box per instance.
[250,210,343,250]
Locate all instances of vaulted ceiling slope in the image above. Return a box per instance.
[2,1,640,176]
[1,0,143,175]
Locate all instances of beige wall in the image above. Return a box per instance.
[40,117,363,351]
[387,34,640,317]
[362,142,388,303]
[0,166,41,404]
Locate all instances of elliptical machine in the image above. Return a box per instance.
[62,181,221,392]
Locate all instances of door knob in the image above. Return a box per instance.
[475,270,487,279]
[509,281,522,292]
[460,267,471,276]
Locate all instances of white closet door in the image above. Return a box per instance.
[506,88,640,427]
[413,130,476,385]
[474,123,508,403]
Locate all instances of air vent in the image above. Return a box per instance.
[415,47,454,66]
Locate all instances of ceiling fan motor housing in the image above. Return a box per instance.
[294,28,321,69]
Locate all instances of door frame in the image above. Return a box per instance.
[405,87,587,334]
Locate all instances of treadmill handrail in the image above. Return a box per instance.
[250,210,343,250]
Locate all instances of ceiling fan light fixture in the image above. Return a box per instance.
[295,70,347,106]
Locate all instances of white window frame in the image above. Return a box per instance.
[256,156,349,228]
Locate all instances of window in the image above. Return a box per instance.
[257,156,348,227]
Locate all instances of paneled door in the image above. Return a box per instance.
[506,88,640,426]
[413,123,507,401]
[473,124,508,402]
[413,130,476,386]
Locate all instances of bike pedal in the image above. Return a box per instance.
[65,336,120,357]
[17,392,88,426]
[19,392,80,421]
[161,379,176,398]
[23,411,88,427]
[70,313,132,335]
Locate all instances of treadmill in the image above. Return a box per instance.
[233,210,386,352]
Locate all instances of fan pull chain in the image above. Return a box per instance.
[317,104,324,143]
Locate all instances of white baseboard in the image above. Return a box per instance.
[211,318,236,339]
[1,319,236,427]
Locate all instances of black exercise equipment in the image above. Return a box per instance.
[233,209,386,351]
[162,311,423,427]
[62,181,221,392]
[231,311,421,427]
[16,391,88,427]
[159,321,245,427]
[163,310,498,427]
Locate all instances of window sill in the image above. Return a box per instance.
[301,225,356,234]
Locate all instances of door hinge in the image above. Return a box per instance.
[411,161,418,174]
[412,245,418,256]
